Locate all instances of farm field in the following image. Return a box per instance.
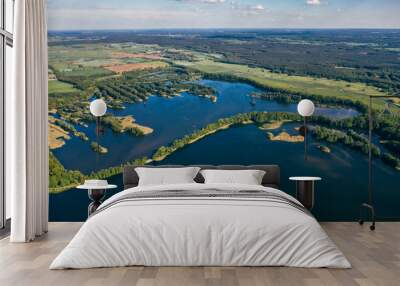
[104,61,168,74]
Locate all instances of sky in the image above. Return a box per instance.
[47,0,400,30]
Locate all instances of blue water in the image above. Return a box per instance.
[161,124,400,221]
[50,79,398,222]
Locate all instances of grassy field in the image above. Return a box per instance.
[48,45,113,62]
[176,60,391,109]
[48,80,80,95]
[104,61,169,74]
[48,43,164,65]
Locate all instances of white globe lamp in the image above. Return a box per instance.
[297,99,315,117]
[297,99,315,161]
[90,99,107,117]
[90,99,107,147]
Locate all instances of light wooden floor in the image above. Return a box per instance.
[0,222,399,286]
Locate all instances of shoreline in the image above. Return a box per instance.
[48,116,257,194]
[152,122,251,161]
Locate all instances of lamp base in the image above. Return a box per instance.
[358,203,375,231]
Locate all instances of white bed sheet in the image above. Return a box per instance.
[50,183,351,269]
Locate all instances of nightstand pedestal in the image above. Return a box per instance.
[289,177,321,210]
[77,183,117,217]
[87,189,107,216]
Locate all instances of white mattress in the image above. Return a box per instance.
[50,183,351,269]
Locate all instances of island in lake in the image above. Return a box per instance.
[267,131,304,143]
[90,142,108,154]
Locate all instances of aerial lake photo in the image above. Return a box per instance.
[47,29,400,221]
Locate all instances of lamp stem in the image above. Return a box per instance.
[304,116,307,161]
[368,96,373,205]
[96,116,100,170]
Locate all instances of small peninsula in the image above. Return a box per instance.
[103,115,153,136]
[259,120,292,130]
[49,123,70,149]
[119,116,153,135]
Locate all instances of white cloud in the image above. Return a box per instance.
[229,2,266,14]
[230,1,239,9]
[306,0,321,5]
[245,4,267,15]
[202,0,225,3]
[174,0,225,4]
[251,4,265,11]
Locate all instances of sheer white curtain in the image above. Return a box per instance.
[7,0,48,242]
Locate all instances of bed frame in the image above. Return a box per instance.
[123,165,280,190]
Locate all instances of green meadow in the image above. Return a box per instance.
[48,80,80,95]
[177,60,390,109]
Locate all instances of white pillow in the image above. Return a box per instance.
[200,169,266,185]
[136,167,200,186]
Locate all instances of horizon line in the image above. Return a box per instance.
[48,27,400,32]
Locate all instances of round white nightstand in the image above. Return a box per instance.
[77,183,117,216]
[289,177,321,210]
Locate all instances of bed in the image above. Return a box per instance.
[50,165,350,269]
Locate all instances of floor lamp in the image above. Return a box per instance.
[359,95,400,231]
[90,99,107,136]
[89,99,107,156]
[297,99,315,160]
[84,99,108,216]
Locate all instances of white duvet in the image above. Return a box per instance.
[50,183,351,269]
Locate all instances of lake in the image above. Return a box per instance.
[50,80,400,222]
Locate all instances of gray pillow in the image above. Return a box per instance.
[136,167,201,186]
[200,169,266,185]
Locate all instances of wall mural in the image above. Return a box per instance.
[48,0,400,221]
